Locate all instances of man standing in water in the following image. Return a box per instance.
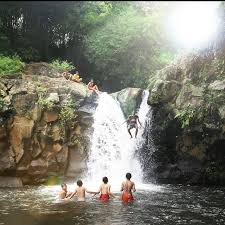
[124,113,142,138]
[121,172,136,202]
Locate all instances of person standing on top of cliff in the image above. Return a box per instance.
[123,112,142,138]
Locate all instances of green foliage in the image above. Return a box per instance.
[69,135,81,146]
[50,59,75,71]
[59,98,78,125]
[175,88,225,129]
[0,1,176,91]
[84,3,174,90]
[148,74,159,90]
[0,55,25,76]
[36,84,53,110]
[17,47,40,62]
[0,96,5,110]
[213,58,225,80]
[175,105,200,128]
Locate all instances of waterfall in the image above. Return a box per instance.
[82,91,150,189]
[138,105,157,183]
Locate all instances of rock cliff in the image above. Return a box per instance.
[145,42,225,185]
[0,62,98,185]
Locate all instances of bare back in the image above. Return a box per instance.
[76,186,86,199]
[99,184,111,194]
[58,190,67,199]
[121,180,135,193]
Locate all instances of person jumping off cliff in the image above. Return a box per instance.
[123,112,142,138]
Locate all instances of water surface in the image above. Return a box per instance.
[0,184,224,225]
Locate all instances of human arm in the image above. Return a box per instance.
[132,183,136,192]
[85,188,100,195]
[137,117,142,127]
[87,82,94,90]
[67,190,77,199]
[65,191,73,198]
[120,182,124,192]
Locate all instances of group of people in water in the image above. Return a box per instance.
[59,173,136,203]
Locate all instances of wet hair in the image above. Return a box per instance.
[126,173,132,180]
[77,180,83,187]
[102,177,108,184]
[61,183,67,188]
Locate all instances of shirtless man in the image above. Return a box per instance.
[121,173,136,202]
[94,177,116,201]
[67,180,96,201]
[87,79,100,95]
[125,113,142,138]
[58,183,72,200]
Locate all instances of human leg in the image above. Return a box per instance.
[128,128,133,138]
[135,126,138,138]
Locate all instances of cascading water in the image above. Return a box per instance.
[83,91,151,190]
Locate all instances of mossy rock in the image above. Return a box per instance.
[111,88,143,118]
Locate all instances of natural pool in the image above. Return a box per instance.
[0,184,224,225]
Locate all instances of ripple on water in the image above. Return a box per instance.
[0,185,225,225]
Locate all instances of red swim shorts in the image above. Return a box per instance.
[122,192,134,202]
[100,194,109,201]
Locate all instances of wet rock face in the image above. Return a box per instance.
[0,63,97,185]
[145,43,225,186]
[111,88,143,118]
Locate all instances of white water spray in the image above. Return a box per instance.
[82,91,151,190]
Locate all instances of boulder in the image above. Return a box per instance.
[111,88,143,118]
[47,92,59,104]
[9,116,34,163]
[0,177,23,187]
[149,79,181,104]
[43,111,58,122]
[176,84,203,109]
[208,80,225,91]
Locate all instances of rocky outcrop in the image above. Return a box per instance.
[111,88,143,118]
[0,62,98,185]
[145,45,225,185]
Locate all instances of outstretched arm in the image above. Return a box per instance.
[122,118,129,125]
[66,190,77,200]
[85,188,99,195]
[109,192,117,198]
[137,117,142,127]
[89,186,101,197]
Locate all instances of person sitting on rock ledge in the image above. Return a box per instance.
[62,71,83,83]
[71,71,82,83]
[62,71,72,80]
[87,79,100,95]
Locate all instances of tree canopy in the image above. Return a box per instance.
[4,1,222,91]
